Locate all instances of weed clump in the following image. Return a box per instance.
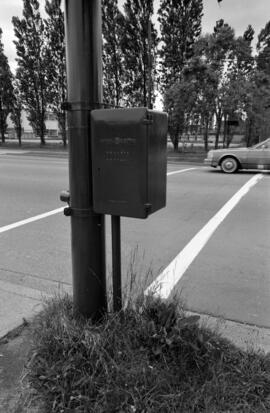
[24,294,270,412]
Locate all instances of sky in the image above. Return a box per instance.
[0,0,269,73]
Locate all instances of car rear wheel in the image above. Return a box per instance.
[220,157,238,173]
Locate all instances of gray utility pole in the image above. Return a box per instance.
[64,0,107,319]
[147,18,152,110]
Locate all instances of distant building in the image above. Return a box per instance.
[7,110,59,140]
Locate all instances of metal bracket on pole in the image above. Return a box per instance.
[61,101,106,112]
[111,215,122,312]
[63,207,94,217]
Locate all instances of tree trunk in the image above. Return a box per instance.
[40,124,46,145]
[173,135,179,152]
[246,118,253,147]
[0,124,5,143]
[204,117,209,152]
[223,114,228,148]
[172,123,180,152]
[39,113,46,145]
[62,128,67,147]
[16,126,22,146]
[226,125,233,148]
[58,111,67,147]
[215,109,222,149]
[0,115,6,143]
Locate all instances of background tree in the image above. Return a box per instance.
[44,0,67,146]
[121,0,158,107]
[256,21,270,73]
[158,0,203,93]
[10,76,23,146]
[247,21,270,143]
[220,26,255,147]
[165,57,217,151]
[192,21,253,149]
[102,0,125,107]
[189,60,218,151]
[202,20,235,149]
[243,72,270,146]
[0,28,14,144]
[164,73,197,151]
[13,0,48,145]
[164,19,256,151]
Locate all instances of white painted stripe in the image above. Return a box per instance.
[0,207,64,234]
[167,167,199,176]
[145,173,264,299]
[0,167,196,234]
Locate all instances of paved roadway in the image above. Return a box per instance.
[0,151,269,328]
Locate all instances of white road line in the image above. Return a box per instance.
[0,207,64,234]
[145,173,264,299]
[0,167,197,234]
[167,167,199,176]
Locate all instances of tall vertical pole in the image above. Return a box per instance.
[64,0,106,319]
[147,18,152,109]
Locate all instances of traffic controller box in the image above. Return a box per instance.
[91,108,168,218]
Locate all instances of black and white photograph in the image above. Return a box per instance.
[0,0,270,411]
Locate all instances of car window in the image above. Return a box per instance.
[253,140,270,149]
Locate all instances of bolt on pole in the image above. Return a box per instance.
[64,0,107,319]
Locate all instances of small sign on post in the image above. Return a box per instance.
[91,107,168,218]
[91,107,168,311]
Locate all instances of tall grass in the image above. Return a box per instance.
[23,291,270,412]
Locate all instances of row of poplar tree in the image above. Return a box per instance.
[0,0,270,150]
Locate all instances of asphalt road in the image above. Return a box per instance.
[0,151,269,327]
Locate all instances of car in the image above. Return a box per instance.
[204,138,270,173]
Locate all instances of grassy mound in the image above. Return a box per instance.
[24,295,270,412]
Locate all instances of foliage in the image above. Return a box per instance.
[243,71,270,146]
[165,57,218,151]
[164,68,198,151]
[257,21,270,74]
[0,28,14,143]
[24,294,270,412]
[188,60,218,151]
[195,20,237,148]
[158,0,203,93]
[248,21,270,143]
[121,0,158,107]
[12,0,48,145]
[166,19,257,151]
[219,24,255,147]
[44,0,67,146]
[5,1,270,148]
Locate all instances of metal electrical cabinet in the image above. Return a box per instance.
[91,107,168,218]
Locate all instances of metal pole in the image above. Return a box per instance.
[111,215,122,312]
[147,18,152,109]
[64,0,106,319]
